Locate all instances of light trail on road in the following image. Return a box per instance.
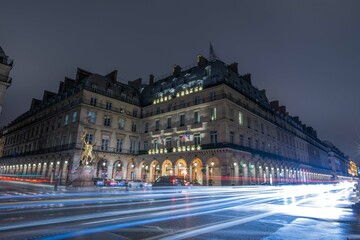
[0,182,357,240]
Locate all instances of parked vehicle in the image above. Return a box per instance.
[116,180,126,187]
[127,179,145,188]
[93,178,104,186]
[186,181,202,187]
[152,176,186,190]
[105,179,118,186]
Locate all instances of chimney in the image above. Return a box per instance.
[228,62,238,74]
[279,106,286,115]
[128,78,142,91]
[58,81,65,94]
[306,126,314,136]
[173,64,181,77]
[75,68,92,82]
[105,70,118,82]
[243,73,252,84]
[260,89,266,96]
[197,55,208,66]
[149,74,155,85]
[30,98,42,110]
[270,100,279,111]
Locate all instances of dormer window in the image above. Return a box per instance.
[107,89,113,97]
[205,66,212,76]
[91,84,97,92]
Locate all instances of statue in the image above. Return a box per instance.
[71,130,96,187]
[80,131,94,165]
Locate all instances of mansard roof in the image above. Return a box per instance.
[9,68,141,125]
[5,54,320,146]
[0,46,5,58]
[141,57,270,109]
[0,46,12,66]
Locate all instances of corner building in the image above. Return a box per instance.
[0,46,13,114]
[0,54,350,186]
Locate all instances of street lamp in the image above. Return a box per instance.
[209,161,214,186]
[193,162,198,183]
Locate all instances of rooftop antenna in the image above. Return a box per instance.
[209,42,218,61]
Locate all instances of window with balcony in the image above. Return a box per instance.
[254,120,258,131]
[106,102,112,110]
[248,137,252,148]
[130,140,136,153]
[144,122,148,133]
[210,91,216,101]
[101,136,109,151]
[240,134,244,146]
[131,122,137,132]
[72,111,77,123]
[85,134,93,144]
[229,108,234,121]
[239,112,243,126]
[64,114,69,125]
[180,114,185,126]
[144,141,148,150]
[167,117,172,129]
[116,138,123,152]
[88,111,96,124]
[210,107,216,121]
[104,116,111,126]
[230,131,234,144]
[194,133,201,146]
[57,117,62,128]
[90,97,97,106]
[180,100,185,108]
[155,120,160,131]
[210,131,217,144]
[154,139,159,150]
[194,111,200,124]
[166,138,172,149]
[194,96,201,105]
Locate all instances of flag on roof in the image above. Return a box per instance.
[209,42,218,60]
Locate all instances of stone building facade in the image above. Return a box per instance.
[0,54,350,186]
[0,46,13,114]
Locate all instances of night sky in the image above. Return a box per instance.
[1,1,359,162]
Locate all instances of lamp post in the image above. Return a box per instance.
[153,163,157,181]
[233,162,237,186]
[209,161,214,186]
[193,162,197,183]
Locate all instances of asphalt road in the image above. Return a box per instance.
[0,180,359,240]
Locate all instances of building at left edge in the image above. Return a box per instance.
[0,46,13,115]
[0,49,352,186]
